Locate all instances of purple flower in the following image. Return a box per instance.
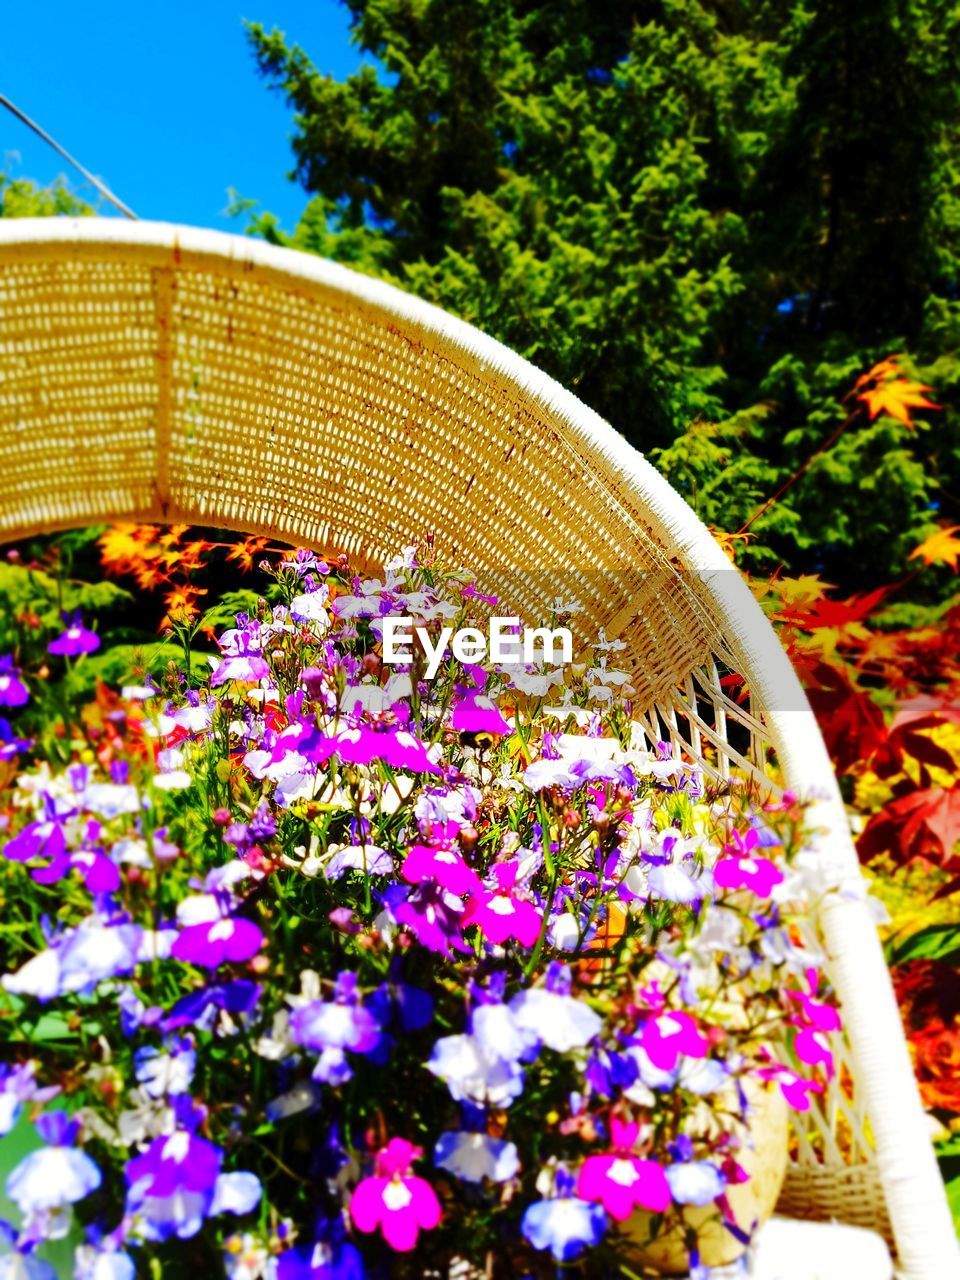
[4,820,67,866]
[450,693,511,736]
[0,717,33,760]
[392,883,470,956]
[48,615,100,656]
[297,724,441,776]
[277,1223,364,1279]
[0,1063,59,1137]
[289,973,381,1085]
[134,1037,197,1097]
[171,916,264,970]
[125,1127,222,1240]
[161,980,262,1033]
[0,656,29,707]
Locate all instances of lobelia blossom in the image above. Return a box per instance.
[755,1064,824,1112]
[171,890,264,970]
[73,1230,136,1280]
[665,1136,726,1206]
[521,1168,607,1262]
[401,842,483,898]
[0,1222,57,1280]
[450,692,512,737]
[0,656,28,708]
[275,1222,365,1280]
[427,996,538,1109]
[134,1037,197,1097]
[0,718,33,760]
[124,1102,261,1241]
[434,1130,520,1183]
[714,827,784,898]
[576,1117,671,1221]
[0,1063,59,1137]
[390,882,470,956]
[349,1138,441,1252]
[636,1011,710,1072]
[210,620,271,687]
[461,861,543,948]
[6,1112,102,1218]
[47,615,100,657]
[288,972,381,1084]
[508,964,602,1053]
[324,844,394,880]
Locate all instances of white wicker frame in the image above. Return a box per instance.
[0,218,955,1276]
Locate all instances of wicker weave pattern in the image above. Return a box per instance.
[0,220,955,1277]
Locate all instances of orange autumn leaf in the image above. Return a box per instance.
[709,528,754,563]
[161,584,207,628]
[227,536,271,572]
[849,355,940,429]
[910,525,960,572]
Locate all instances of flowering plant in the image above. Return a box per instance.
[0,544,841,1278]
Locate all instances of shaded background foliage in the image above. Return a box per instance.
[236,0,960,596]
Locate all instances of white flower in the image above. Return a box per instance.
[508,988,602,1053]
[434,1131,520,1183]
[7,1148,100,1214]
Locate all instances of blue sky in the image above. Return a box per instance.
[0,2,363,231]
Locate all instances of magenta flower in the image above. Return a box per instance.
[792,1026,835,1078]
[393,883,470,956]
[0,656,28,707]
[462,862,543,948]
[576,1117,671,1221]
[48,615,100,656]
[172,916,264,969]
[788,970,843,1034]
[300,724,441,775]
[755,1064,824,1112]
[402,843,483,897]
[349,1138,442,1251]
[451,693,512,737]
[713,853,784,898]
[637,1011,709,1071]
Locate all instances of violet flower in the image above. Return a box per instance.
[48,615,100,656]
[0,656,28,708]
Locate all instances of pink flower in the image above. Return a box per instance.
[755,1065,824,1112]
[451,693,512,737]
[788,970,842,1034]
[638,1012,709,1071]
[349,1138,441,1251]
[793,1027,835,1078]
[462,863,542,948]
[402,844,482,897]
[576,1118,670,1221]
[713,853,783,898]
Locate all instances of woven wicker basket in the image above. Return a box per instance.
[0,218,955,1277]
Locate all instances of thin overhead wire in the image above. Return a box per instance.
[0,93,137,219]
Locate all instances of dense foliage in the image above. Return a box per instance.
[245,0,960,592]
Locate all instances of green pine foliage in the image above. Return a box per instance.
[246,0,960,594]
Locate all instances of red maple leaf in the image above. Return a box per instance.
[796,658,887,774]
[858,785,960,866]
[778,586,889,632]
